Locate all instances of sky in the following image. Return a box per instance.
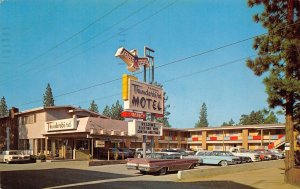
[0,0,284,128]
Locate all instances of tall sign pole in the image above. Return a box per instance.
[116,46,162,158]
[142,47,147,159]
[144,46,155,153]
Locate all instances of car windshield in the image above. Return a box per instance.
[225,152,234,156]
[149,153,164,159]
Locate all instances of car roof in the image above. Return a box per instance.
[153,152,181,155]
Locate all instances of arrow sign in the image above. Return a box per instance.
[115,47,149,72]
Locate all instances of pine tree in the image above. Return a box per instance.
[247,0,300,181]
[0,96,8,116]
[88,100,99,113]
[102,101,124,120]
[195,103,208,128]
[110,100,124,120]
[239,109,279,125]
[264,111,279,124]
[102,105,111,117]
[222,118,235,126]
[43,83,55,107]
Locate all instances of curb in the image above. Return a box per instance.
[88,160,127,166]
[177,160,283,181]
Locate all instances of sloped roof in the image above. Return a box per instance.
[15,105,108,118]
[85,117,128,132]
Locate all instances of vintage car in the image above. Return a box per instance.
[212,151,249,164]
[134,148,151,157]
[118,148,134,158]
[230,147,260,162]
[161,149,202,164]
[254,149,278,160]
[126,152,198,175]
[195,151,240,166]
[268,149,285,159]
[0,150,30,164]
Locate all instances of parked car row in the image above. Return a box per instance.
[126,147,285,175]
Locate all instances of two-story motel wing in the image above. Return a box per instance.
[0,106,285,160]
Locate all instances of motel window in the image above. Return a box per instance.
[21,114,36,125]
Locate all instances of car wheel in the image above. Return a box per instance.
[159,167,167,175]
[5,159,9,164]
[189,164,195,169]
[220,160,228,167]
[140,170,147,175]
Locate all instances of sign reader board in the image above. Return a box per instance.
[128,120,163,136]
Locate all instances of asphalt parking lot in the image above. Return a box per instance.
[0,160,298,189]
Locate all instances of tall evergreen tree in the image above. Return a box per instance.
[102,105,111,117]
[222,118,235,126]
[43,83,55,107]
[88,100,99,113]
[239,110,265,125]
[239,109,279,125]
[264,111,279,124]
[247,0,300,181]
[102,100,124,120]
[0,96,8,116]
[195,103,208,128]
[110,100,124,120]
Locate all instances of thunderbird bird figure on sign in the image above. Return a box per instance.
[115,47,150,72]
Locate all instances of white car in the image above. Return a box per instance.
[0,150,30,164]
[229,147,260,162]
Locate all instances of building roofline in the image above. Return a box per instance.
[183,123,285,131]
[15,105,108,118]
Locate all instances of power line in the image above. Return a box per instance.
[12,21,299,107]
[0,0,172,85]
[17,77,122,107]
[52,0,156,62]
[2,0,156,83]
[70,55,257,108]
[0,0,128,77]
[161,55,256,84]
[16,54,254,108]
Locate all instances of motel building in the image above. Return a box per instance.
[184,124,285,151]
[1,106,136,160]
[132,124,285,151]
[0,106,286,160]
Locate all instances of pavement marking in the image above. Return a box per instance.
[42,174,174,189]
[43,178,130,189]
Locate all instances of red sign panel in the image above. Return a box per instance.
[230,136,238,140]
[155,114,164,118]
[121,111,146,119]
